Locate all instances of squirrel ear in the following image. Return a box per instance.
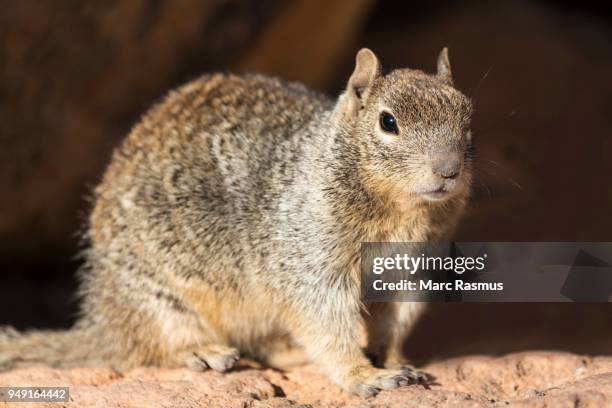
[436,47,453,85]
[336,48,381,119]
[348,48,381,101]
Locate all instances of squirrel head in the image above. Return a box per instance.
[333,48,473,207]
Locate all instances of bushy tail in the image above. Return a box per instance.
[0,326,100,370]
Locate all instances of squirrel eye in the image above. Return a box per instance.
[379,112,399,134]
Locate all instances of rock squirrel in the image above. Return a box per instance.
[0,48,472,397]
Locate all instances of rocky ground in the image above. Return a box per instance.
[0,352,611,407]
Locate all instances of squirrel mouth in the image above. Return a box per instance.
[419,188,450,201]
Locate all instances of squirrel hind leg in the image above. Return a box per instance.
[264,346,309,370]
[257,335,309,370]
[175,344,240,372]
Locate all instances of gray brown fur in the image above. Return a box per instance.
[0,48,472,397]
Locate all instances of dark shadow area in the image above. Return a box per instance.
[405,303,612,365]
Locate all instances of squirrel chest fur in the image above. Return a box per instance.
[1,48,472,397]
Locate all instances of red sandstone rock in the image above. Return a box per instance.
[0,352,611,407]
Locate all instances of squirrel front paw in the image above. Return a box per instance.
[384,361,429,382]
[344,366,421,398]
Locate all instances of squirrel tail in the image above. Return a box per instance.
[0,325,99,370]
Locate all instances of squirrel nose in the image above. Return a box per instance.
[430,153,462,179]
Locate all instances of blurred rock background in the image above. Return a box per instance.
[1,0,611,363]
